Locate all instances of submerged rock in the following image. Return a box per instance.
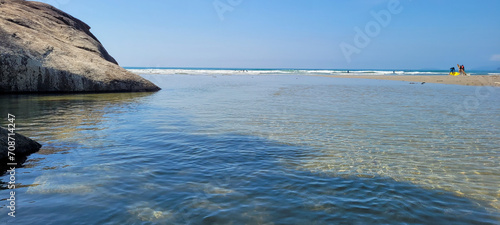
[127,201,174,222]
[0,127,42,173]
[0,0,160,93]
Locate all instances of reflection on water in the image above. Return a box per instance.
[0,75,499,224]
[0,92,155,145]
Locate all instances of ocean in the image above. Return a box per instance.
[1,70,499,224]
[125,67,500,76]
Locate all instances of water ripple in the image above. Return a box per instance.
[1,75,499,224]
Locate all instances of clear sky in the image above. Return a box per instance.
[35,0,500,70]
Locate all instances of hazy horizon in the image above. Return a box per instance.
[122,66,500,71]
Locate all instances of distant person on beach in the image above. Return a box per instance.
[450,67,455,73]
[461,65,467,76]
[458,64,467,76]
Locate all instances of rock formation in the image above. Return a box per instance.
[0,127,42,173]
[0,0,160,93]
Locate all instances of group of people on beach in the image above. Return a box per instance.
[450,64,468,76]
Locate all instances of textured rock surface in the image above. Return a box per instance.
[0,127,42,173]
[0,0,160,93]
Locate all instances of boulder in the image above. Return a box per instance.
[0,127,42,173]
[0,0,160,93]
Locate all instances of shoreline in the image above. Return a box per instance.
[135,70,500,87]
[316,75,500,87]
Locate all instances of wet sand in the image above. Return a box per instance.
[318,75,500,86]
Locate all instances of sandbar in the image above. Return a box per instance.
[317,75,500,86]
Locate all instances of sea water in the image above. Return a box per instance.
[125,67,500,76]
[0,74,499,224]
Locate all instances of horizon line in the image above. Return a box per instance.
[123,66,500,71]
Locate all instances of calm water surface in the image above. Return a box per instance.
[1,75,499,224]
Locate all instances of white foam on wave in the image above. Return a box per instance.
[128,69,265,75]
[127,68,459,76]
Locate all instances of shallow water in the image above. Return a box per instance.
[1,75,499,224]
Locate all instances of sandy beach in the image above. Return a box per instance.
[318,75,500,86]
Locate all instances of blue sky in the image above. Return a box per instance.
[36,0,500,70]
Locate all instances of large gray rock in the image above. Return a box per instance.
[0,127,41,173]
[0,0,160,93]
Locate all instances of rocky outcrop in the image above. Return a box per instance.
[0,0,160,93]
[0,127,42,173]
